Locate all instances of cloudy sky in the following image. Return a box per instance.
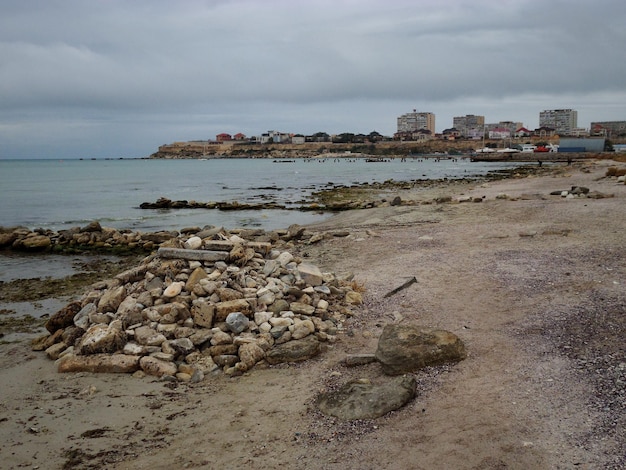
[1,0,625,159]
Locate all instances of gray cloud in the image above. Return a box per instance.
[1,0,625,158]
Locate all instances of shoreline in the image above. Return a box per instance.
[0,162,564,256]
[1,159,626,469]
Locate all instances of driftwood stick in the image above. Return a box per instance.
[383,276,418,298]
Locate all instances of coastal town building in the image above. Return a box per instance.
[539,109,578,135]
[590,121,626,138]
[484,121,523,134]
[258,130,291,144]
[397,110,435,135]
[216,133,232,142]
[488,127,512,140]
[452,114,484,137]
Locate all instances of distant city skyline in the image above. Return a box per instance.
[2,1,625,159]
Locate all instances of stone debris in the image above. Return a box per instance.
[33,227,363,379]
[549,186,613,199]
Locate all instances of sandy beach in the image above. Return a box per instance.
[1,159,625,469]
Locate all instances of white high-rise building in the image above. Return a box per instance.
[397,110,435,134]
[539,109,578,135]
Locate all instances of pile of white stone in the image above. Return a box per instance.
[34,230,363,380]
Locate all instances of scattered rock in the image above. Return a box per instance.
[317,376,416,420]
[375,324,466,375]
[265,335,322,364]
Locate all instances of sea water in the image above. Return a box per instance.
[0,156,527,232]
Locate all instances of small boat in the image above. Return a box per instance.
[474,147,496,153]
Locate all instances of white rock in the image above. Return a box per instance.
[123,342,146,355]
[277,251,294,267]
[229,234,247,244]
[184,236,202,250]
[297,263,323,286]
[291,319,315,340]
[269,317,293,328]
[163,282,184,298]
[254,311,273,325]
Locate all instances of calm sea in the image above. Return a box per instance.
[0,156,525,233]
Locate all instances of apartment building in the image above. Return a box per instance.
[539,109,578,135]
[397,110,435,134]
[452,114,484,136]
[590,121,626,137]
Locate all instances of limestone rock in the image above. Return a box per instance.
[289,302,315,315]
[237,342,266,371]
[163,281,184,298]
[46,342,68,360]
[297,263,323,286]
[20,234,52,250]
[46,301,82,333]
[139,356,178,377]
[77,320,127,355]
[73,303,96,330]
[116,296,143,327]
[134,325,167,346]
[265,335,322,364]
[191,300,215,328]
[291,319,315,340]
[185,267,208,291]
[375,324,466,375]
[183,236,202,250]
[317,376,416,420]
[58,354,140,373]
[215,298,252,322]
[166,338,195,357]
[98,285,126,313]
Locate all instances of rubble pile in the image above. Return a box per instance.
[32,227,363,380]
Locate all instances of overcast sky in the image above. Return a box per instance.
[1,0,625,159]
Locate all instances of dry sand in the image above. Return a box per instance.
[1,160,625,469]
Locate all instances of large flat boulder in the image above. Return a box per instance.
[317,376,416,420]
[375,324,466,375]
